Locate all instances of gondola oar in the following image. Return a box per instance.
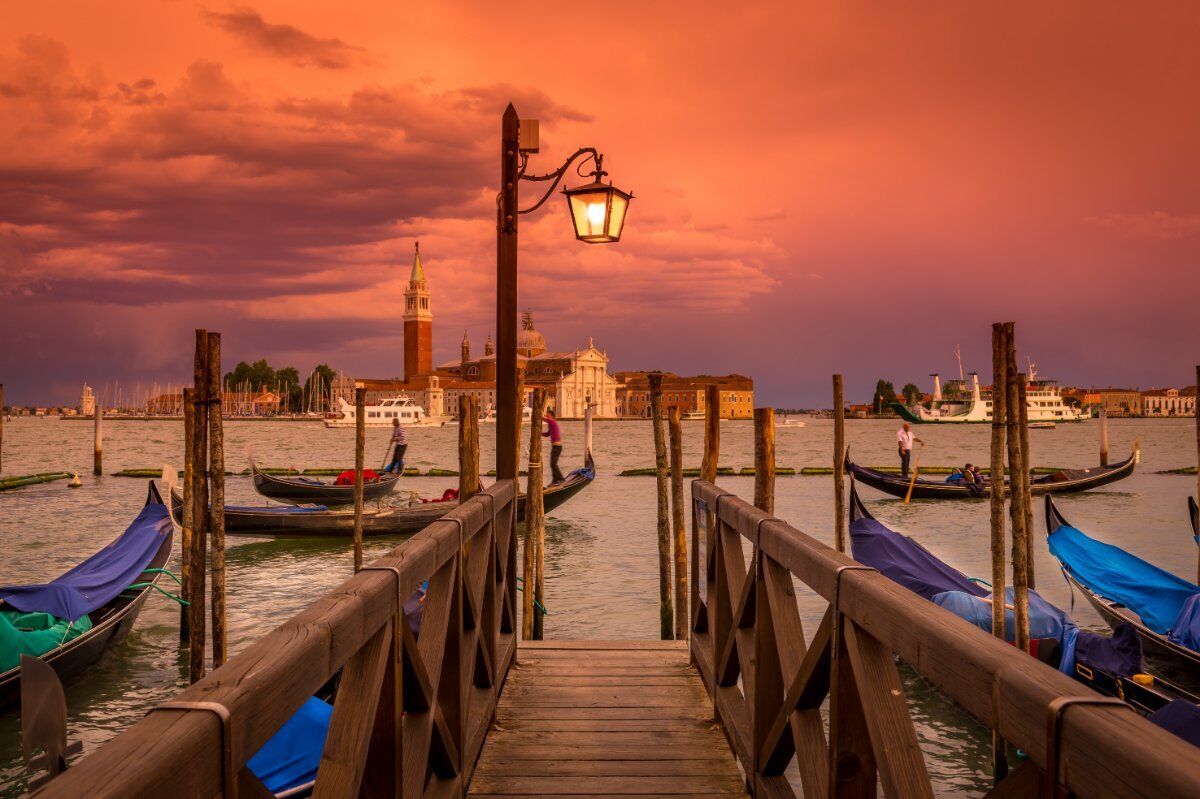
[903,442,924,504]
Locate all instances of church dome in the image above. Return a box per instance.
[517,311,547,357]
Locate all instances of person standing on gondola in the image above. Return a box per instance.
[384,418,408,474]
[543,408,564,484]
[896,422,923,478]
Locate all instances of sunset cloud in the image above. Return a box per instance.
[1,2,1198,406]
[203,7,367,70]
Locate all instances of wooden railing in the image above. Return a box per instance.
[689,480,1200,799]
[41,480,519,798]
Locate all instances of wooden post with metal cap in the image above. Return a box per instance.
[649,373,673,639]
[353,386,365,572]
[833,374,846,552]
[668,406,687,639]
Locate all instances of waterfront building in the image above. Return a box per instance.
[1141,386,1197,417]
[79,384,95,416]
[333,246,619,419]
[613,372,755,419]
[1090,388,1144,417]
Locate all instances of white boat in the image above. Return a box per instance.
[680,411,706,421]
[893,370,1087,424]
[779,416,807,428]
[323,396,435,428]
[479,404,534,424]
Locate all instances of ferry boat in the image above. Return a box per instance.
[323,395,435,428]
[891,370,1087,424]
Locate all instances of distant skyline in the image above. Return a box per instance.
[2,2,1198,407]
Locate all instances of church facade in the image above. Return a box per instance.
[331,245,619,420]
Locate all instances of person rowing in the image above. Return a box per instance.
[383,418,408,474]
[896,422,924,478]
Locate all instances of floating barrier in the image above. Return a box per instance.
[0,472,74,491]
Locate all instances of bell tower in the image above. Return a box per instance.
[403,242,433,381]
[461,330,471,366]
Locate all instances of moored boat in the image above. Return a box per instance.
[1190,496,1198,542]
[850,484,1199,726]
[846,447,1137,500]
[165,457,596,537]
[250,459,400,505]
[0,483,173,710]
[1045,495,1200,696]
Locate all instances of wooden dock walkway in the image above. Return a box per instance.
[468,640,749,798]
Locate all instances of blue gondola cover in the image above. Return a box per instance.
[1049,523,1200,643]
[247,697,332,793]
[0,501,171,620]
[849,515,986,601]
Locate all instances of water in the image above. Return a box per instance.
[0,416,1196,796]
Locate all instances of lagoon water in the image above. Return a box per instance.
[0,415,1196,796]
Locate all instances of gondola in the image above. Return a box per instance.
[1190,496,1198,543]
[849,483,1200,733]
[0,483,173,710]
[250,459,401,505]
[1045,495,1200,696]
[166,456,596,537]
[845,447,1137,500]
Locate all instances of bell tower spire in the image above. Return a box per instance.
[403,241,433,380]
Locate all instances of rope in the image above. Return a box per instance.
[514,577,549,615]
[140,568,182,586]
[124,583,191,606]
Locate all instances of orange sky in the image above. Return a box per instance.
[2,2,1198,404]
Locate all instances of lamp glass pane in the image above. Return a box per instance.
[605,192,629,241]
[567,186,612,241]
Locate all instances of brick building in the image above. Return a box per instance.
[613,372,755,419]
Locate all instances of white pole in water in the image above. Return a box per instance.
[93,403,103,476]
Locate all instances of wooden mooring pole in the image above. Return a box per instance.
[988,322,1008,781]
[1195,364,1199,585]
[206,332,227,668]
[1017,373,1035,590]
[668,407,687,640]
[833,374,846,551]
[0,383,4,476]
[459,395,480,502]
[180,387,193,642]
[93,402,103,476]
[649,373,673,639]
[754,408,775,514]
[352,386,365,573]
[187,330,209,684]
[527,388,547,639]
[1099,406,1109,466]
[701,384,720,484]
[1005,324,1030,654]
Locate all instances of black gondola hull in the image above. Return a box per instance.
[847,450,1137,501]
[0,489,173,710]
[252,464,400,505]
[173,469,594,537]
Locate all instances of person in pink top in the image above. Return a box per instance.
[542,408,564,484]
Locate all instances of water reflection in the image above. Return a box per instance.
[0,416,1195,796]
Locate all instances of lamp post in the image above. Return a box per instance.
[495,103,632,479]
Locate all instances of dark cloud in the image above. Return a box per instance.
[203,7,366,70]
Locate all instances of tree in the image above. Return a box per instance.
[901,383,922,405]
[276,367,301,412]
[873,379,897,412]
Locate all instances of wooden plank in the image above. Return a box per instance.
[476,744,733,761]
[842,620,933,799]
[493,719,716,733]
[468,776,746,794]
[498,706,709,721]
[482,731,730,748]
[472,759,739,777]
[472,794,742,799]
[313,621,393,799]
[520,640,687,651]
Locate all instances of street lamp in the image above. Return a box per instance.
[495,104,632,479]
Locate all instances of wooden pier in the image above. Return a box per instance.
[37,475,1200,798]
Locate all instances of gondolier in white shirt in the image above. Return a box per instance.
[384,418,408,474]
[896,422,923,479]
